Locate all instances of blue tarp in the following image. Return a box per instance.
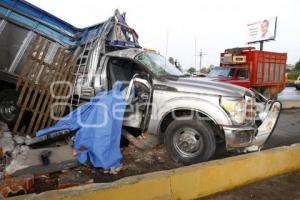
[36,82,127,169]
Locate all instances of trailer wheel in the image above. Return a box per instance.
[0,89,19,130]
[164,119,216,164]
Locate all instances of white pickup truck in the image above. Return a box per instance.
[89,48,282,164]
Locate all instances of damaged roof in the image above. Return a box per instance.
[105,48,145,59]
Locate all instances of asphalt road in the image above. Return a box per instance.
[266,87,300,148]
[278,86,300,109]
[203,171,300,200]
[264,108,300,149]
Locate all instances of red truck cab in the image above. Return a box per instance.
[207,66,251,88]
[207,47,287,98]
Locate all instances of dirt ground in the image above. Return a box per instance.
[30,145,183,194]
[29,143,232,194]
[202,171,300,200]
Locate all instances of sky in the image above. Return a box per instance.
[28,0,300,70]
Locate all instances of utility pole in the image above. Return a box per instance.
[165,31,169,67]
[194,38,197,69]
[197,49,206,72]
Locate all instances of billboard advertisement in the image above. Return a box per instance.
[247,17,277,43]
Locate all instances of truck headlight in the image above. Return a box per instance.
[221,97,246,125]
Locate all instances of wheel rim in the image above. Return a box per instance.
[173,127,204,158]
[0,99,17,122]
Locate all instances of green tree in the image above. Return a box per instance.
[187,67,196,74]
[200,67,208,73]
[295,60,300,70]
[287,60,300,80]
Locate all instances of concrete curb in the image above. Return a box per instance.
[281,100,300,109]
[12,143,300,200]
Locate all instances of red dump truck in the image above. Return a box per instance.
[207,47,287,98]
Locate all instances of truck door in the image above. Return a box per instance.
[102,56,152,131]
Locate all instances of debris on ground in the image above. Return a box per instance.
[0,175,34,198]
[0,124,34,175]
[57,170,94,189]
[6,145,75,176]
[0,118,182,198]
[40,150,52,166]
[13,135,26,145]
[0,131,15,154]
[30,145,182,194]
[5,145,30,175]
[0,121,77,197]
[1,144,182,197]
[122,130,159,150]
[0,122,9,133]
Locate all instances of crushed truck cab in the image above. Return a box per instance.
[91,48,281,164]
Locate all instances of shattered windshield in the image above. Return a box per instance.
[135,52,184,78]
[207,67,235,78]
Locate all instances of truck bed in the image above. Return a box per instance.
[250,50,287,87]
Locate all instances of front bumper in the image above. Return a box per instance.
[223,100,281,151]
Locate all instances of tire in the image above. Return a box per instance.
[0,89,19,130]
[164,119,216,164]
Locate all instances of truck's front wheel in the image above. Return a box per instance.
[164,119,216,164]
[0,89,19,130]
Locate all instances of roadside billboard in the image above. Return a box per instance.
[247,17,277,43]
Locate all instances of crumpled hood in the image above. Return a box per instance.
[201,76,230,82]
[165,77,251,97]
